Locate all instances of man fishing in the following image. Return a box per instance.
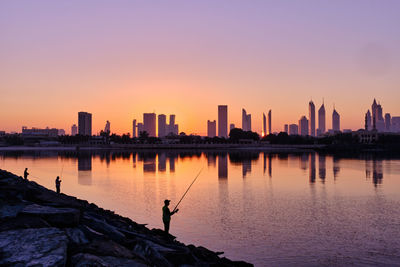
[162,200,178,234]
[23,168,29,180]
[55,176,61,194]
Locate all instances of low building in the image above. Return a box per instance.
[22,127,59,137]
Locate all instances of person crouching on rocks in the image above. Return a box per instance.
[162,199,178,234]
[55,176,61,193]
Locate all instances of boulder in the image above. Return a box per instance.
[71,253,148,267]
[21,203,80,227]
[65,227,89,245]
[0,227,68,267]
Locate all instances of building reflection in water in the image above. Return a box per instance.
[309,153,316,184]
[143,153,156,173]
[372,159,383,187]
[169,153,176,172]
[132,152,136,168]
[78,153,92,185]
[207,153,217,167]
[318,154,326,182]
[333,157,340,180]
[300,153,308,170]
[158,153,166,172]
[218,154,228,179]
[242,159,251,178]
[268,154,272,178]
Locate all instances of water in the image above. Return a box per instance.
[1,150,400,266]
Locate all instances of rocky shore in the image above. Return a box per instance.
[0,169,253,266]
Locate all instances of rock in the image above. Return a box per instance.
[82,213,126,242]
[133,239,173,267]
[65,227,89,245]
[0,214,51,231]
[0,227,68,267]
[0,204,26,219]
[80,239,135,259]
[21,203,80,227]
[71,253,148,267]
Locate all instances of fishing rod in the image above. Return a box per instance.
[173,167,203,212]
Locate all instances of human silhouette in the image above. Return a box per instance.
[55,176,61,193]
[23,168,29,180]
[162,199,178,234]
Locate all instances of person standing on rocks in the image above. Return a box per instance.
[162,199,178,234]
[23,168,29,180]
[55,176,61,193]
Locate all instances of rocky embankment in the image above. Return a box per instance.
[0,169,253,266]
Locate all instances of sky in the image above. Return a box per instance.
[1,1,400,135]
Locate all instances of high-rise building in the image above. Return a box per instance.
[132,119,136,137]
[385,113,391,132]
[289,124,298,135]
[78,112,92,136]
[284,124,288,133]
[242,109,251,131]
[167,114,178,135]
[207,120,216,137]
[365,110,371,130]
[158,114,167,137]
[104,120,110,134]
[143,113,156,137]
[317,102,325,136]
[71,124,77,136]
[268,110,272,135]
[299,116,309,136]
[218,105,228,138]
[332,108,340,132]
[263,113,267,136]
[137,123,144,135]
[309,101,315,136]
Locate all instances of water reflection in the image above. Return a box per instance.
[218,153,228,179]
[319,154,326,182]
[309,153,316,184]
[78,153,92,185]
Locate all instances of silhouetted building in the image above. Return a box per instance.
[137,123,144,135]
[104,120,110,134]
[289,124,298,135]
[143,113,156,137]
[284,124,288,133]
[58,129,65,136]
[365,110,371,130]
[218,105,228,138]
[299,116,309,136]
[242,109,251,131]
[158,114,167,137]
[385,113,391,132]
[309,100,315,137]
[332,108,340,132]
[132,119,137,138]
[207,120,216,137]
[268,110,272,135]
[78,112,92,136]
[71,124,77,136]
[392,116,400,132]
[167,115,179,135]
[22,126,59,137]
[263,113,267,136]
[317,101,325,136]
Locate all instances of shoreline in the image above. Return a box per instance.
[0,169,253,266]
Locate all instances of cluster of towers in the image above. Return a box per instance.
[364,99,400,132]
[284,100,340,136]
[132,113,179,138]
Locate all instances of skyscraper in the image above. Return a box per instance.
[132,119,136,137]
[242,109,251,131]
[284,124,288,133]
[104,120,110,134]
[317,102,325,136]
[289,124,298,135]
[299,116,309,136]
[385,113,391,132]
[143,113,156,137]
[365,110,371,130]
[207,120,216,137]
[158,114,167,137]
[332,108,340,132]
[218,105,228,138]
[137,123,144,135]
[263,113,266,136]
[78,112,92,136]
[268,110,272,134]
[71,124,77,136]
[309,100,315,137]
[167,114,178,135]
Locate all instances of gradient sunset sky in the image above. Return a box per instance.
[1,1,399,135]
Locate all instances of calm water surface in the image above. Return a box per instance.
[1,150,400,266]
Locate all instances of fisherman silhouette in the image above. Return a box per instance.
[55,176,61,194]
[162,200,178,234]
[23,168,29,180]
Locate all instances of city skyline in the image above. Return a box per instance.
[1,1,400,135]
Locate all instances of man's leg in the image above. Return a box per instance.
[164,220,170,234]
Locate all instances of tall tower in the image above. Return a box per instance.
[132,119,137,137]
[218,105,228,138]
[309,100,315,136]
[365,110,371,130]
[207,120,216,137]
[317,101,325,136]
[385,113,391,132]
[268,110,272,135]
[78,112,92,136]
[242,109,248,131]
[263,113,266,136]
[299,116,309,136]
[158,114,167,137]
[104,120,110,134]
[143,113,156,137]
[332,108,340,132]
[71,124,77,136]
